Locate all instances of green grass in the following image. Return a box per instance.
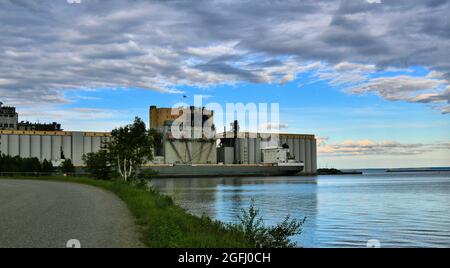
[0,176,252,248]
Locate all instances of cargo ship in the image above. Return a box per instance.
[145,141,305,178]
[144,162,304,178]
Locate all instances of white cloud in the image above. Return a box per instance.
[348,76,442,95]
[442,106,450,114]
[0,0,448,115]
[318,139,450,156]
[333,62,376,72]
[426,71,446,79]
[345,75,449,113]
[186,42,243,57]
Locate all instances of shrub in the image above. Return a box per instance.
[19,157,41,173]
[60,159,75,174]
[0,155,43,173]
[82,150,113,180]
[235,199,306,248]
[41,159,54,173]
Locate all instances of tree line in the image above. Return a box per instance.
[0,155,75,174]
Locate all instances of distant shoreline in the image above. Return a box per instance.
[317,168,362,175]
[318,167,450,175]
[386,168,450,173]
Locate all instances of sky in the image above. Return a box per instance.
[0,0,449,168]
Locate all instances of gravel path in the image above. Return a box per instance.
[0,179,143,248]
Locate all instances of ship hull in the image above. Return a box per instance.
[144,164,304,178]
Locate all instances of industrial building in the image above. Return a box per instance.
[0,102,18,130]
[217,130,317,174]
[0,102,100,167]
[150,105,214,132]
[17,121,62,131]
[150,105,217,164]
[149,106,317,174]
[0,101,62,131]
[1,103,317,175]
[0,130,111,166]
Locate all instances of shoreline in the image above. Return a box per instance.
[386,168,450,173]
[317,168,363,175]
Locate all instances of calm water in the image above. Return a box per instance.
[151,172,450,248]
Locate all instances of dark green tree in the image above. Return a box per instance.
[82,148,112,180]
[107,117,153,181]
[60,159,75,174]
[20,157,41,173]
[148,128,163,156]
[0,155,19,172]
[0,154,3,172]
[41,159,54,173]
[0,155,46,173]
[31,157,42,172]
[7,155,21,172]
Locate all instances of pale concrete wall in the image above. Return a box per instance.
[293,138,299,161]
[239,139,246,164]
[249,138,256,164]
[299,139,306,173]
[287,138,294,155]
[41,136,52,160]
[8,135,19,157]
[83,136,92,156]
[92,137,101,152]
[305,139,312,173]
[51,136,62,161]
[62,136,72,160]
[0,135,8,154]
[19,135,30,158]
[72,132,84,166]
[255,138,261,163]
[311,138,317,173]
[224,147,234,164]
[0,132,110,167]
[30,135,41,159]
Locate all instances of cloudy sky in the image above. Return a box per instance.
[1,0,449,168]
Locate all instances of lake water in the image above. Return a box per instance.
[151,171,450,248]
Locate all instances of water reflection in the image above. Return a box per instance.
[151,176,318,247]
[151,173,450,248]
